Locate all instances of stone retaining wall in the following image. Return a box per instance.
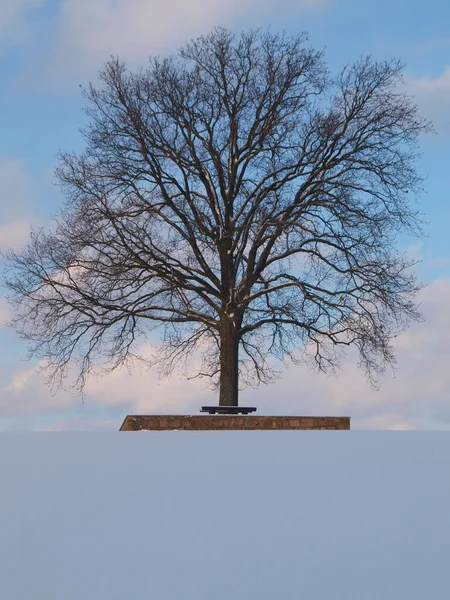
[120,415,350,431]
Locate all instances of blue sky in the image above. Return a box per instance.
[0,0,449,430]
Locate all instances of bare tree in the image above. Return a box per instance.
[4,28,429,406]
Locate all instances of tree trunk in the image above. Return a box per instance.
[219,315,240,406]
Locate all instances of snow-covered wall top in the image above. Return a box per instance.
[0,432,448,600]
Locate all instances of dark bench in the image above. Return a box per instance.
[200,406,257,415]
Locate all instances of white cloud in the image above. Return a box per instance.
[405,67,450,137]
[1,277,450,430]
[36,0,331,85]
[427,256,450,270]
[0,219,32,252]
[0,300,9,327]
[0,344,209,428]
[381,37,450,57]
[85,356,211,416]
[0,0,45,49]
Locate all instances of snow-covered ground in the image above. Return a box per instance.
[0,432,448,599]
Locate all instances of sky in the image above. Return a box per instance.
[1,432,450,599]
[0,0,449,430]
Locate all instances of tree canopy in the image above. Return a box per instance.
[4,28,428,406]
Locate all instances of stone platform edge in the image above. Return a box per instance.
[120,415,350,431]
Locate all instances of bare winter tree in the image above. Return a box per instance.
[4,28,429,406]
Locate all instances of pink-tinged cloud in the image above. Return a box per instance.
[41,418,119,432]
[1,277,450,430]
[249,278,450,429]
